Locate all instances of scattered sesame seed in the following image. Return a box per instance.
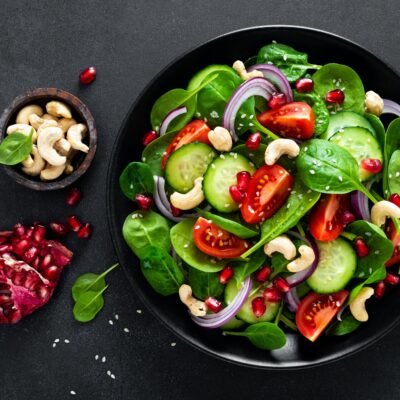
[248,123,254,127]
[224,203,230,207]
[241,114,246,119]
[365,232,372,237]
[374,250,380,255]
[325,186,330,190]
[136,309,142,314]
[54,338,60,343]
[107,370,111,376]
[249,115,254,119]
[95,355,99,360]
[111,374,116,380]
[171,342,177,347]
[331,159,337,163]
[220,154,225,159]
[283,54,288,61]
[64,339,70,344]
[369,268,372,274]
[109,320,114,325]
[124,328,130,333]
[52,343,57,348]
[303,147,308,152]
[142,157,146,162]
[211,163,215,169]
[102,356,106,363]
[336,301,341,307]
[70,391,76,396]
[338,176,343,182]
[115,314,119,320]
[183,243,189,248]
[210,259,217,264]
[309,169,315,174]
[194,225,201,230]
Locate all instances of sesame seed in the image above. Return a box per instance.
[374,250,380,255]
[249,123,254,127]
[95,355,99,360]
[220,154,225,159]
[303,147,308,151]
[309,170,315,174]
[338,176,343,182]
[325,186,330,190]
[241,114,246,119]
[142,157,146,162]
[64,339,70,344]
[107,370,111,376]
[70,391,76,396]
[332,159,337,163]
[183,243,189,248]
[211,164,215,169]
[52,343,57,348]
[283,54,288,61]
[194,225,201,230]
[109,320,114,325]
[365,232,372,236]
[336,301,341,307]
[224,203,230,207]
[171,342,177,347]
[54,338,60,343]
[124,328,130,333]
[111,374,116,380]
[136,309,142,314]
[102,356,106,363]
[369,268,372,274]
[249,115,254,119]
[115,314,119,320]
[210,259,217,264]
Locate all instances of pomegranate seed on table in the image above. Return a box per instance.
[66,187,82,206]
[375,281,386,299]
[79,66,97,85]
[295,78,314,93]
[263,287,282,302]
[170,205,182,217]
[236,171,251,192]
[66,215,82,232]
[229,185,244,203]
[389,193,400,207]
[325,89,345,104]
[360,158,382,174]
[341,211,356,225]
[49,222,69,236]
[77,223,92,239]
[219,266,234,285]
[273,276,291,293]
[254,266,272,282]
[354,238,369,257]
[143,130,158,146]
[251,296,267,317]
[385,273,400,286]
[135,194,153,211]
[245,132,261,150]
[268,93,287,109]
[204,297,223,313]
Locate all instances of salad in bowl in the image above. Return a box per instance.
[118,41,400,351]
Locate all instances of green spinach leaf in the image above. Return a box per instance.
[365,113,385,150]
[388,150,400,195]
[233,143,268,168]
[0,130,33,165]
[384,118,400,197]
[327,314,361,336]
[233,249,267,287]
[188,268,224,300]
[119,162,154,201]
[349,265,386,303]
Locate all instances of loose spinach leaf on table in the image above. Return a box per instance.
[119,162,154,201]
[232,249,267,288]
[327,314,361,336]
[188,267,224,300]
[0,130,33,165]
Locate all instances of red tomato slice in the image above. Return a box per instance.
[308,194,350,242]
[296,290,348,342]
[161,120,211,168]
[192,217,249,258]
[257,102,315,140]
[385,220,400,267]
[241,165,293,224]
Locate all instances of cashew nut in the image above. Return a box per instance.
[170,177,205,210]
[28,114,46,131]
[21,154,34,168]
[208,127,232,152]
[21,145,46,176]
[365,91,384,116]
[41,113,59,121]
[37,126,66,166]
[371,200,400,227]
[58,117,77,134]
[64,161,74,175]
[46,101,72,119]
[15,104,43,124]
[264,139,300,165]
[37,119,59,136]
[178,284,207,317]
[349,286,374,322]
[264,235,297,260]
[7,123,37,143]
[54,138,71,156]
[232,60,263,80]
[67,123,89,153]
[40,163,66,181]
[287,245,315,273]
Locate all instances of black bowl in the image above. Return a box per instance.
[107,26,400,369]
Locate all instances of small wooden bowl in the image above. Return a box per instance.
[0,88,97,190]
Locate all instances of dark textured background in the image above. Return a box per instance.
[1,1,399,399]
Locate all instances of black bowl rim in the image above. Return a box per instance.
[106,25,400,370]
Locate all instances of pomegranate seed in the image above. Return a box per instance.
[204,297,223,313]
[171,205,182,217]
[341,211,356,225]
[385,273,400,286]
[77,223,92,239]
[229,185,244,203]
[360,158,382,174]
[389,193,400,208]
[245,132,261,151]
[40,254,53,271]
[325,89,345,104]
[8,309,22,324]
[135,194,153,211]
[273,277,290,293]
[31,257,40,270]
[263,287,282,302]
[295,78,314,93]
[23,246,39,263]
[41,266,61,282]
[251,297,266,318]
[79,66,97,85]
[49,222,69,236]
[13,239,30,256]
[66,187,82,206]
[354,238,369,257]
[0,237,6,245]
[66,215,82,232]
[143,130,158,146]
[236,171,251,192]
[375,281,386,299]
[268,93,287,109]
[219,266,234,285]
[32,225,46,242]
[13,223,25,237]
[254,266,272,283]
[24,226,34,239]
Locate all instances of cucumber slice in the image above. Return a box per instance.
[321,110,375,140]
[187,64,235,91]
[330,127,383,181]
[220,317,246,330]
[203,153,256,213]
[307,238,357,294]
[165,142,216,193]
[225,279,279,324]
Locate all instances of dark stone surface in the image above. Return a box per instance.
[0,1,399,399]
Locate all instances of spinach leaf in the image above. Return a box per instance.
[349,265,386,303]
[170,218,227,272]
[256,43,320,83]
[119,162,154,201]
[123,210,171,259]
[347,220,393,278]
[388,150,400,195]
[242,179,320,258]
[365,113,385,150]
[384,118,400,197]
[187,64,235,91]
[327,314,361,336]
[188,268,224,300]
[140,245,184,295]
[233,143,268,168]
[224,322,286,350]
[233,249,267,287]
[313,63,365,115]
[0,130,33,165]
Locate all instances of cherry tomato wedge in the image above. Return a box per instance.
[161,120,211,168]
[241,165,293,224]
[193,217,249,258]
[257,101,315,140]
[385,220,400,267]
[308,194,350,242]
[296,290,348,342]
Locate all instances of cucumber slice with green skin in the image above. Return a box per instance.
[203,153,256,213]
[165,142,216,193]
[187,64,236,92]
[307,238,357,294]
[321,111,375,140]
[225,279,280,324]
[220,317,246,330]
[329,127,383,181]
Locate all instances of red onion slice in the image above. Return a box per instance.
[159,106,187,136]
[285,287,300,312]
[191,277,252,328]
[248,64,293,102]
[383,99,400,116]
[350,180,373,221]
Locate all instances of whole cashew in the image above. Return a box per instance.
[64,161,74,175]
[178,284,207,317]
[37,126,66,166]
[365,91,384,116]
[371,200,400,227]
[54,138,71,156]
[350,286,374,322]
[232,60,263,80]
[7,123,37,143]
[58,117,77,134]
[22,154,34,168]
[37,119,58,136]
[46,101,72,119]
[16,104,43,124]
[41,113,59,121]
[28,114,46,131]
[40,163,66,181]
[67,123,89,153]
[21,145,46,176]
[170,177,205,210]
[208,127,233,152]
[264,139,300,165]
[264,235,297,260]
[287,245,315,272]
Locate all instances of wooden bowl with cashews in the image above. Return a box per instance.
[0,88,97,190]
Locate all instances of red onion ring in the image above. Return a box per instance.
[383,99,400,116]
[350,180,373,221]
[285,288,300,312]
[159,106,187,136]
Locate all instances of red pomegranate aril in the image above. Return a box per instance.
[236,171,251,192]
[33,225,46,242]
[13,223,25,238]
[170,205,182,217]
[77,223,92,239]
[389,193,400,208]
[268,93,287,109]
[204,297,223,313]
[79,66,97,85]
[143,130,158,146]
[341,211,356,225]
[295,78,314,93]
[24,226,34,239]
[360,158,382,174]
[251,297,267,318]
[23,246,39,263]
[354,238,369,257]
[13,239,30,255]
[36,285,50,299]
[245,132,261,151]
[42,266,61,282]
[273,277,291,293]
[7,309,22,324]
[375,281,386,299]
[66,187,82,206]
[66,215,82,232]
[255,266,272,282]
[219,266,234,285]
[385,273,400,286]
[263,287,282,303]
[49,222,69,236]
[40,254,53,271]
[325,89,345,104]
[229,185,244,203]
[136,194,153,211]
[32,257,40,270]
